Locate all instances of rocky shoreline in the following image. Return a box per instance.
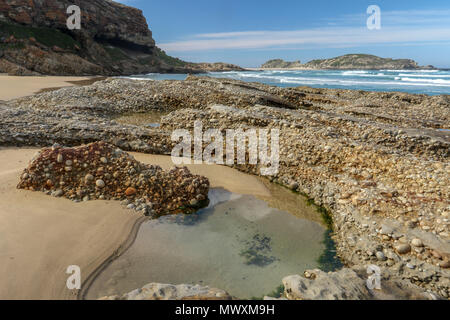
[2,76,449,299]
[0,0,245,76]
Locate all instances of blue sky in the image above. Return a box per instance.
[117,0,450,68]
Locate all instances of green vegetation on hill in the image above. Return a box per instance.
[102,45,128,61]
[154,47,188,67]
[0,21,79,50]
[304,54,424,69]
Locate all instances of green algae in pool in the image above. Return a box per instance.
[86,188,332,299]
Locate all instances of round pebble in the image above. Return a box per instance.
[395,244,411,254]
[96,179,105,188]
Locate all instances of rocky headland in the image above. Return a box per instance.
[261,54,436,70]
[0,0,244,75]
[1,76,449,299]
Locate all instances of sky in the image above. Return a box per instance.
[117,0,450,68]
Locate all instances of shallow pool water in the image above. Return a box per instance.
[86,188,334,299]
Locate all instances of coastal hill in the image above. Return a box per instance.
[261,54,435,70]
[262,59,303,69]
[0,0,244,75]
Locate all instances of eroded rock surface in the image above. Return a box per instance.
[99,283,232,300]
[283,267,441,300]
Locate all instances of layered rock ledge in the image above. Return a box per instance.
[2,76,449,299]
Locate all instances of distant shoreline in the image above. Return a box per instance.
[245,67,447,71]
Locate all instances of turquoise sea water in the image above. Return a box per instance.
[127,69,450,96]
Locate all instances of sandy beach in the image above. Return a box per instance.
[0,148,272,300]
[0,74,97,101]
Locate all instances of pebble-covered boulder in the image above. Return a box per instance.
[17,141,210,216]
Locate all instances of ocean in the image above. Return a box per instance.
[127,69,450,96]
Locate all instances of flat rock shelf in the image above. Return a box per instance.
[85,188,335,299]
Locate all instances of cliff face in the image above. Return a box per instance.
[0,0,243,75]
[261,55,435,70]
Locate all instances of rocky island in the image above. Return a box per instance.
[0,0,244,75]
[261,54,436,70]
[0,0,448,302]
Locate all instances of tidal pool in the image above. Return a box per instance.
[86,188,337,299]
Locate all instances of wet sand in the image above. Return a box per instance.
[0,74,99,101]
[0,148,277,299]
[0,148,141,300]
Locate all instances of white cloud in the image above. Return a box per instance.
[160,26,450,52]
[159,9,450,52]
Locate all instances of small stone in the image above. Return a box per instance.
[64,166,72,172]
[289,182,299,190]
[52,189,63,197]
[125,187,137,196]
[411,239,423,247]
[65,160,73,166]
[127,204,135,210]
[57,154,63,163]
[85,174,94,182]
[190,198,199,206]
[395,244,411,254]
[83,195,90,202]
[100,157,108,164]
[96,179,105,188]
[376,251,387,261]
[406,263,416,269]
[438,260,450,269]
[431,250,442,259]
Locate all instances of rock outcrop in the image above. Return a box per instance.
[0,0,243,75]
[261,54,435,70]
[283,267,442,300]
[100,283,232,300]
